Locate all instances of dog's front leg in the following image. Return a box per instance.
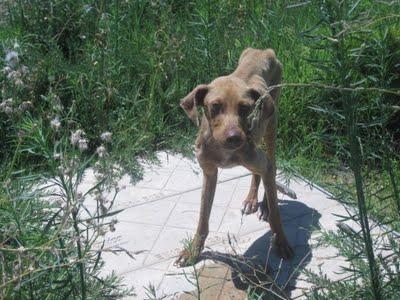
[175,165,218,267]
[241,147,294,259]
[242,173,261,215]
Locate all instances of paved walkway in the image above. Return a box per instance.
[88,152,354,299]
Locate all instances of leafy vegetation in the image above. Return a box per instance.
[0,0,399,299]
[294,1,399,299]
[0,118,133,298]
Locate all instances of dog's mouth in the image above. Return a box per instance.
[223,139,244,150]
[222,130,245,150]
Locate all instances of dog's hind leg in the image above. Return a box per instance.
[241,142,293,259]
[241,173,261,215]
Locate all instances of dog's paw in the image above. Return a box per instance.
[174,249,200,267]
[257,205,269,222]
[241,197,259,215]
[273,234,294,260]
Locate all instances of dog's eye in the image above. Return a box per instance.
[210,103,222,118]
[239,104,251,117]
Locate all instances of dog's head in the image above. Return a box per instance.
[180,77,275,150]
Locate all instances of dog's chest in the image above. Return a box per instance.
[219,152,239,168]
[196,144,241,169]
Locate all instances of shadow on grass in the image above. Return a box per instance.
[200,199,321,299]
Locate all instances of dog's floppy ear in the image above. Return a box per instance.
[262,93,275,119]
[247,88,275,119]
[180,84,208,125]
[246,88,261,102]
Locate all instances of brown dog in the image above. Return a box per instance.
[177,48,295,267]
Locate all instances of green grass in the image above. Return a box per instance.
[1,1,322,167]
[1,0,399,298]
[1,1,398,164]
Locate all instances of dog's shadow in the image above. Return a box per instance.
[200,199,321,298]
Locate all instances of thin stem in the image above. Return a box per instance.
[265,82,400,96]
[386,158,400,215]
[346,105,382,299]
[72,210,86,300]
[326,2,382,298]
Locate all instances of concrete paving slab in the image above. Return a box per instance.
[101,222,162,274]
[122,267,166,300]
[155,152,183,171]
[217,208,267,236]
[135,169,174,189]
[85,151,384,299]
[165,202,226,231]
[145,226,194,266]
[164,169,203,191]
[113,186,166,209]
[213,180,239,207]
[228,185,270,210]
[219,166,250,181]
[117,198,177,225]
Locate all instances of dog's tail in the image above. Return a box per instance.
[276,181,297,199]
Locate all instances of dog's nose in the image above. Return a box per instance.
[225,131,243,149]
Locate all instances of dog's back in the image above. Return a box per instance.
[232,48,282,102]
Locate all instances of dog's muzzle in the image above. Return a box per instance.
[224,131,244,149]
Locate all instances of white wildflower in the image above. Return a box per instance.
[70,129,85,146]
[6,70,23,87]
[71,206,78,215]
[96,145,107,158]
[57,165,65,174]
[57,165,71,177]
[95,192,106,203]
[77,192,84,204]
[93,167,104,181]
[20,65,29,75]
[14,282,21,291]
[0,104,11,113]
[100,204,108,215]
[53,153,62,160]
[19,101,32,112]
[78,138,88,151]
[17,130,25,138]
[67,257,76,264]
[14,78,23,87]
[7,70,21,80]
[83,4,92,13]
[70,156,79,168]
[50,116,61,130]
[4,98,13,105]
[53,95,64,111]
[2,66,11,74]
[3,179,11,189]
[100,131,112,142]
[5,50,19,67]
[0,99,13,114]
